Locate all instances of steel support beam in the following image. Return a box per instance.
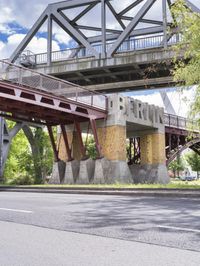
[121,16,171,26]
[107,0,156,57]
[90,119,102,158]
[162,0,168,48]
[47,125,59,162]
[101,0,106,58]
[87,26,165,43]
[47,14,53,66]
[106,1,125,29]
[119,0,145,16]
[50,0,101,10]
[185,0,200,13]
[160,90,176,115]
[74,121,87,158]
[60,124,73,161]
[0,119,23,179]
[52,11,100,58]
[72,2,98,23]
[85,76,174,91]
[10,9,48,63]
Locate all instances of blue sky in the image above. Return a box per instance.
[0,0,199,58]
[0,0,198,116]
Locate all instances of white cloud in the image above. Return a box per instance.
[0,0,200,61]
[0,7,13,24]
[0,33,60,59]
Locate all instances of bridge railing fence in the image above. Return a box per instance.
[0,60,107,111]
[164,113,199,132]
[18,33,180,65]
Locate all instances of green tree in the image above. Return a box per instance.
[22,126,54,184]
[185,151,200,178]
[171,0,200,120]
[4,127,34,185]
[4,124,53,185]
[168,157,185,178]
[85,135,97,159]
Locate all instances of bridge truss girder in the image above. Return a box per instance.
[10,0,200,65]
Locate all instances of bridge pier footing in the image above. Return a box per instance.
[50,94,170,185]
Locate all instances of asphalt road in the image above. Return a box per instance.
[0,192,200,266]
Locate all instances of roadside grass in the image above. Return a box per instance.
[15,178,200,189]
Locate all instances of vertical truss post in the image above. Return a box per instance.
[162,0,168,48]
[47,14,53,66]
[47,125,59,162]
[134,137,141,164]
[128,138,133,163]
[169,133,172,153]
[101,0,106,58]
[133,138,137,162]
[74,121,87,158]
[60,124,73,161]
[90,119,102,158]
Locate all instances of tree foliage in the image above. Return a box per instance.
[185,151,200,178]
[168,157,185,178]
[171,0,200,120]
[85,135,97,159]
[4,123,53,185]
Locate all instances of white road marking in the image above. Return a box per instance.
[0,208,33,214]
[157,225,200,234]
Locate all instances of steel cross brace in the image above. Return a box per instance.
[60,124,73,162]
[74,121,87,159]
[47,125,60,162]
[0,118,24,180]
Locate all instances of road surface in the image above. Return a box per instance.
[0,192,200,265]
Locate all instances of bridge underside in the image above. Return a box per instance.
[38,47,177,92]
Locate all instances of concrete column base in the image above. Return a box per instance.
[130,163,170,184]
[107,161,133,184]
[93,158,110,184]
[49,161,66,184]
[76,158,95,184]
[63,160,80,184]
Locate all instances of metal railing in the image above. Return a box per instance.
[18,33,180,65]
[164,113,199,132]
[0,60,107,111]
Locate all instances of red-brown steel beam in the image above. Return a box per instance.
[60,124,73,162]
[0,81,107,121]
[74,120,87,159]
[47,125,59,162]
[90,119,102,158]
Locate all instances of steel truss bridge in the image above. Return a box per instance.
[0,0,200,178]
[0,59,107,176]
[9,0,200,92]
[0,60,199,170]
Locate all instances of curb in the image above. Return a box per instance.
[1,187,200,198]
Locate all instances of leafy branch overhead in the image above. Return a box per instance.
[171,0,200,120]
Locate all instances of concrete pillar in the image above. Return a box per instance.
[96,125,132,183]
[97,125,127,161]
[138,131,169,184]
[140,132,166,165]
